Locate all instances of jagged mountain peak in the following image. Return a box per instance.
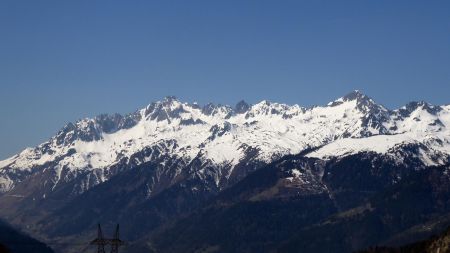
[398,101,442,117]
[327,91,390,135]
[143,97,187,122]
[53,112,142,146]
[163,95,178,102]
[329,90,384,111]
[342,89,367,101]
[235,100,250,114]
[244,100,305,119]
[327,90,367,105]
[201,103,233,117]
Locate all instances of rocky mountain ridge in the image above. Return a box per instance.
[1,90,449,197]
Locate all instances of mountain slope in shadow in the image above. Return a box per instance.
[145,153,450,253]
[0,220,53,253]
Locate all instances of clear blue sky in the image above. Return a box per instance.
[0,0,449,159]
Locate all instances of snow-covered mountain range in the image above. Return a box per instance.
[1,90,450,253]
[0,90,449,196]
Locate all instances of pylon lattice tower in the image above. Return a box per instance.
[90,224,107,253]
[110,224,125,253]
[90,224,125,253]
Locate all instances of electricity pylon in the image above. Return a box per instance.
[110,224,125,253]
[90,224,107,253]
